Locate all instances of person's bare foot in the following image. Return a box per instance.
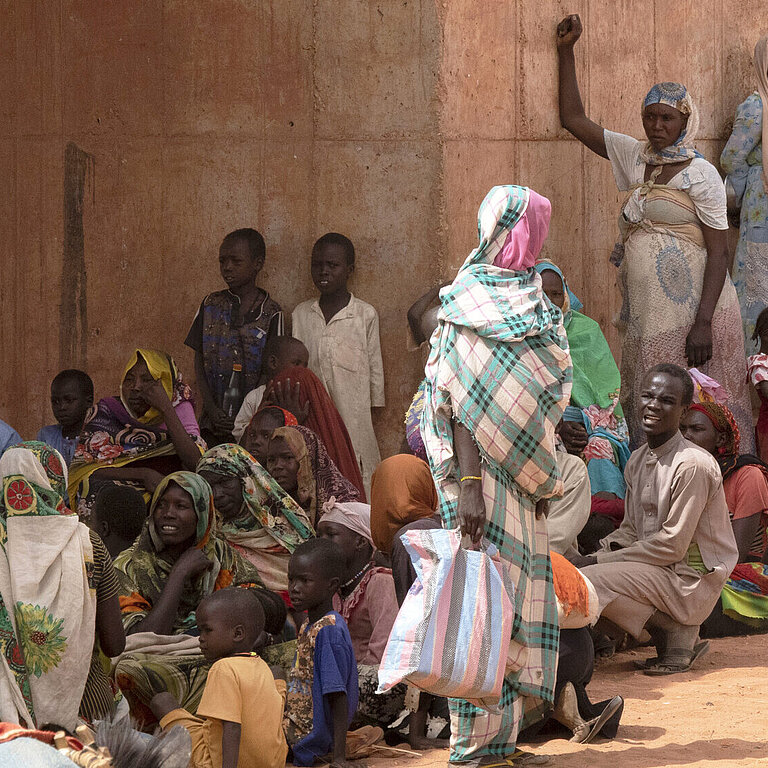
[149,691,180,721]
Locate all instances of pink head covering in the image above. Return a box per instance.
[320,498,374,548]
[492,189,552,271]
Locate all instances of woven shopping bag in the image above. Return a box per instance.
[377,526,515,711]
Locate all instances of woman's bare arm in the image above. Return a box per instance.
[686,225,729,367]
[556,15,608,159]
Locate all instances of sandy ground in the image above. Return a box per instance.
[362,635,768,768]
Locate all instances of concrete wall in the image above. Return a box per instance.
[1,0,765,457]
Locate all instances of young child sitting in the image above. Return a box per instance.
[150,588,288,768]
[748,306,768,463]
[232,335,308,441]
[284,538,358,767]
[89,484,147,558]
[185,228,284,446]
[292,233,384,496]
[37,369,94,466]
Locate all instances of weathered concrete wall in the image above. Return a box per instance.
[1,0,765,456]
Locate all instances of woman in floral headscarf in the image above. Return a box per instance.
[69,348,206,519]
[197,442,313,600]
[556,14,752,449]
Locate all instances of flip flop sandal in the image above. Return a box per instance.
[572,695,624,744]
[644,641,710,676]
[637,640,708,672]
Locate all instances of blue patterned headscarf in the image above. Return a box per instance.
[640,82,702,164]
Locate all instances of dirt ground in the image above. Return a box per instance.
[363,635,768,767]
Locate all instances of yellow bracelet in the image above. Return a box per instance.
[460,475,482,482]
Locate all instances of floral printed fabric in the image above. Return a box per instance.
[67,350,205,516]
[0,441,96,730]
[721,92,768,351]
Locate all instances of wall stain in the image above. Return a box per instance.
[61,142,95,370]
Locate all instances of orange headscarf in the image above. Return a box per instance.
[370,454,438,554]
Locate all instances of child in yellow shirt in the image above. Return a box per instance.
[150,588,288,768]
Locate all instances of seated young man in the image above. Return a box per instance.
[575,364,738,675]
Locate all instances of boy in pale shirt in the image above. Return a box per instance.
[292,233,384,495]
[150,588,288,768]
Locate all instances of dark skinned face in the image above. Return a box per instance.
[267,343,309,377]
[122,357,154,418]
[51,379,91,431]
[153,482,198,551]
[639,372,688,447]
[245,410,285,465]
[317,519,367,567]
[266,436,300,495]
[540,270,566,309]
[198,470,244,522]
[642,103,687,151]
[311,243,353,295]
[219,238,262,292]
[197,601,243,662]
[679,409,724,456]
[288,552,337,613]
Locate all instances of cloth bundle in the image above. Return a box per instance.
[377,527,515,711]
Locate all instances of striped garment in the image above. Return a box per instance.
[421,185,572,762]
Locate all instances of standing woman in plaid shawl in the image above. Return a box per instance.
[421,185,572,765]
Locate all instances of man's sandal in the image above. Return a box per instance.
[643,641,710,676]
[634,639,708,671]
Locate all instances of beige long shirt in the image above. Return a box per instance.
[292,295,385,494]
[596,431,737,589]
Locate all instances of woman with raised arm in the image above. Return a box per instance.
[556,14,753,449]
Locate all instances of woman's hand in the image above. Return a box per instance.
[556,14,582,48]
[142,377,173,415]
[138,468,165,494]
[172,549,213,581]
[535,499,550,519]
[457,478,485,548]
[269,380,310,424]
[559,421,588,454]
[685,318,713,367]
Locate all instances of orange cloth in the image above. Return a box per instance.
[724,464,768,560]
[550,551,590,619]
[265,366,365,499]
[370,454,438,554]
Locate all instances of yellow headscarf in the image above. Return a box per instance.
[120,348,178,425]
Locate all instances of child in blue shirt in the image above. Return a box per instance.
[284,538,358,767]
[37,369,93,465]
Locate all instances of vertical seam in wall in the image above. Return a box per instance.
[309,0,319,247]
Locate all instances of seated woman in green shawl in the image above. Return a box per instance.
[113,471,285,727]
[535,261,630,506]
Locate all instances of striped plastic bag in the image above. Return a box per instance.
[376,526,515,711]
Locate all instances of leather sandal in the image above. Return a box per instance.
[644,641,709,676]
[637,640,708,672]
